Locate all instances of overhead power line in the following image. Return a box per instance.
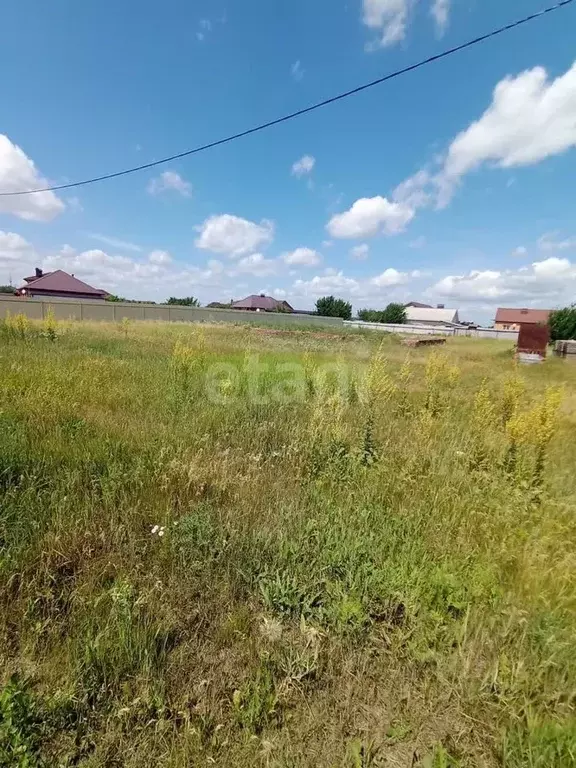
[2,0,574,197]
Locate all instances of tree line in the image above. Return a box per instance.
[314,295,407,323]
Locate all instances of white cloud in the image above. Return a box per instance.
[430,256,576,304]
[393,170,433,209]
[370,267,413,288]
[387,61,576,219]
[438,62,576,205]
[350,244,370,260]
[233,253,278,277]
[292,265,420,302]
[88,233,142,252]
[195,214,274,257]
[293,270,361,297]
[0,231,35,262]
[291,60,304,81]
[431,0,450,35]
[321,240,333,249]
[0,135,65,221]
[291,155,316,177]
[0,231,36,285]
[0,231,36,286]
[327,196,414,239]
[363,0,451,48]
[512,246,528,257]
[41,245,226,302]
[147,170,192,197]
[363,0,409,47]
[282,247,321,267]
[538,232,576,252]
[149,250,172,265]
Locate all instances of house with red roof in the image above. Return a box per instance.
[16,268,108,301]
[494,307,550,331]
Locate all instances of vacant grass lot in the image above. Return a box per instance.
[1,316,575,767]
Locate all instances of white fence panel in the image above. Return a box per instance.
[345,320,518,342]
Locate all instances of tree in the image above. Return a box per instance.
[0,285,15,294]
[357,303,407,324]
[166,296,201,307]
[315,295,352,320]
[549,306,576,342]
[381,303,407,324]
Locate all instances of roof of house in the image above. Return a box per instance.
[495,308,550,325]
[405,301,432,308]
[405,306,460,325]
[24,271,54,283]
[231,294,294,311]
[18,270,107,297]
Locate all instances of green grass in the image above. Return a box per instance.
[1,317,576,767]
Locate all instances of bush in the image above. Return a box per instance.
[315,296,352,320]
[549,306,576,342]
[358,309,383,322]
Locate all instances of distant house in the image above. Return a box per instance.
[405,306,460,326]
[17,269,108,301]
[494,308,550,331]
[231,294,294,313]
[405,301,432,309]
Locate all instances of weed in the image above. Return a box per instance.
[232,658,279,733]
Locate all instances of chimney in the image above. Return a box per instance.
[259,293,265,297]
[437,303,445,309]
[35,267,43,278]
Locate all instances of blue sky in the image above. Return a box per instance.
[1,0,576,321]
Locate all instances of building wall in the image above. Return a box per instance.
[0,296,344,329]
[494,322,521,331]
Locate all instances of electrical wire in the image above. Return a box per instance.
[2,0,574,197]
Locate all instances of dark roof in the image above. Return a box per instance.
[495,308,550,325]
[18,270,107,297]
[405,301,432,308]
[231,294,294,312]
[24,271,54,283]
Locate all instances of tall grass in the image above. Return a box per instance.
[0,318,575,766]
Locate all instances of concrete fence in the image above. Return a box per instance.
[345,319,519,342]
[0,295,345,329]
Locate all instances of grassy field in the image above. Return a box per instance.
[1,315,575,767]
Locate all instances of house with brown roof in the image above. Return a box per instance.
[17,268,108,301]
[494,307,550,331]
[231,294,294,312]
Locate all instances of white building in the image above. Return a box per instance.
[405,306,460,326]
